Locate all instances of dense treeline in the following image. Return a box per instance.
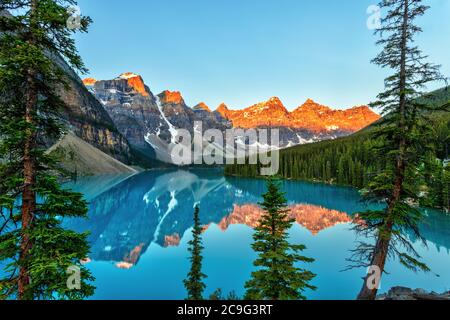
[226,131,372,184]
[225,100,450,211]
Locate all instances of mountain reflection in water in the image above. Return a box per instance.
[207,204,352,235]
[65,168,450,269]
[63,168,450,299]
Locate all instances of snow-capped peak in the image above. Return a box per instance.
[118,72,140,79]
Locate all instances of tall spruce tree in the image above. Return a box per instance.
[350,0,444,300]
[244,178,316,300]
[0,1,94,299]
[184,206,207,300]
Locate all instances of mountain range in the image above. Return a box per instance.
[81,72,380,164]
[216,97,378,132]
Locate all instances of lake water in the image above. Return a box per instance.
[64,168,450,300]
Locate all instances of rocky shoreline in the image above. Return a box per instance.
[377,287,450,300]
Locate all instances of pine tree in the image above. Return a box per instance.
[337,157,345,184]
[326,160,332,183]
[350,0,444,300]
[184,206,207,300]
[442,164,450,212]
[244,178,316,300]
[0,1,94,299]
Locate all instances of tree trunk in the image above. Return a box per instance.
[357,0,409,300]
[357,151,406,300]
[18,70,37,300]
[356,226,392,300]
[18,0,38,300]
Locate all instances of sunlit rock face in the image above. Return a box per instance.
[214,97,379,148]
[216,203,352,235]
[159,90,184,105]
[118,72,150,97]
[216,97,380,134]
[216,103,231,119]
[217,97,291,128]
[290,99,380,133]
[82,77,97,86]
[83,74,380,164]
[193,102,211,112]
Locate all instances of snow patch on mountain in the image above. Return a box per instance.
[118,72,140,79]
[155,97,178,144]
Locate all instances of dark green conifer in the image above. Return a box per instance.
[245,178,315,300]
[0,0,94,300]
[352,0,444,300]
[184,206,207,300]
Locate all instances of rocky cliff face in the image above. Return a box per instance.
[84,74,231,162]
[57,78,132,164]
[217,97,291,128]
[216,97,380,134]
[290,99,380,133]
[193,102,211,112]
[83,73,161,151]
[0,14,135,169]
[46,54,134,165]
[214,97,379,147]
[83,73,380,164]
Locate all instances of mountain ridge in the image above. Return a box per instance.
[82,72,381,163]
[216,96,379,132]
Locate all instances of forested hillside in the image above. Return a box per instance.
[225,87,450,210]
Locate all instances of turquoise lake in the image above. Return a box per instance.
[64,168,450,300]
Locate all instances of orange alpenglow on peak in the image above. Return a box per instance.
[82,77,97,86]
[219,97,290,128]
[217,102,228,109]
[304,98,318,104]
[290,99,380,132]
[267,96,284,104]
[216,103,231,118]
[216,103,228,111]
[117,72,149,97]
[219,97,380,132]
[296,98,332,113]
[193,102,211,112]
[262,97,288,112]
[348,105,374,112]
[160,90,184,104]
[247,97,289,117]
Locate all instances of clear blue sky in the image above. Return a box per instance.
[74,0,450,110]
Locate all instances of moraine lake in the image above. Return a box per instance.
[64,168,450,300]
